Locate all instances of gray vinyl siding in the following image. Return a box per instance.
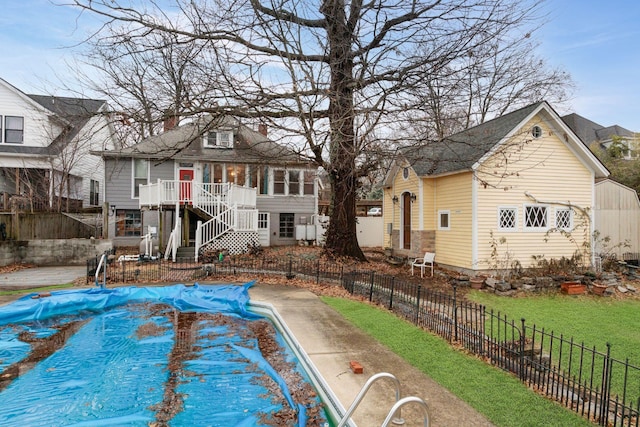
[150,161,175,182]
[105,158,137,209]
[257,195,316,245]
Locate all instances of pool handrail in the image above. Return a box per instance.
[381,396,430,426]
[94,252,107,288]
[337,372,405,427]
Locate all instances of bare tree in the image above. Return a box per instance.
[69,0,556,260]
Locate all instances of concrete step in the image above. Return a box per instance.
[176,246,195,259]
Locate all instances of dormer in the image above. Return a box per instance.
[203,130,234,148]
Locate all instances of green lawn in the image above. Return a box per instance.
[322,296,594,427]
[467,291,640,399]
[466,291,640,364]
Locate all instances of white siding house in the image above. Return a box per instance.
[93,115,319,258]
[0,78,116,212]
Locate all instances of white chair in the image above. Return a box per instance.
[411,252,435,277]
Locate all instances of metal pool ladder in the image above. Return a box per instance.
[336,372,430,427]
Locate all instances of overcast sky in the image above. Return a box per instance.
[2,0,639,130]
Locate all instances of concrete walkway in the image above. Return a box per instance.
[0,269,495,426]
[0,265,87,289]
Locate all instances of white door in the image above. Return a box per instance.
[258,212,270,247]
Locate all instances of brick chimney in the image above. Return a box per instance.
[163,115,178,132]
[258,123,267,136]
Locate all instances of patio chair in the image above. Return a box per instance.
[411,252,435,278]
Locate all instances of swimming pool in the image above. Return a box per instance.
[0,283,345,426]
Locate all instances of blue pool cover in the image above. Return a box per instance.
[0,283,325,426]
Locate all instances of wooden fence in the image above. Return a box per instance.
[0,213,99,240]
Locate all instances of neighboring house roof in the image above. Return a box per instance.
[95,115,308,166]
[0,81,107,157]
[391,101,608,181]
[562,113,635,145]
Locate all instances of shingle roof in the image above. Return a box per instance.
[562,113,635,145]
[401,102,544,176]
[0,94,106,156]
[98,115,307,165]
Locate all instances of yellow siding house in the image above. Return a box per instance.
[383,101,609,273]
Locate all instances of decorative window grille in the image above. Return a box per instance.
[524,205,548,230]
[555,208,573,230]
[498,207,517,230]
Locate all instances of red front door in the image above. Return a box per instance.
[179,169,194,202]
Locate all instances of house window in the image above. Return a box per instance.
[258,212,269,229]
[0,115,2,142]
[289,171,300,195]
[531,125,543,139]
[279,213,295,238]
[236,164,246,186]
[133,159,148,198]
[273,169,286,195]
[5,116,24,143]
[204,130,233,148]
[90,179,100,206]
[438,210,450,230]
[524,204,548,230]
[303,170,315,195]
[498,207,517,230]
[555,207,573,230]
[115,209,142,237]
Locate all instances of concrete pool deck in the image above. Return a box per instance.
[0,268,495,426]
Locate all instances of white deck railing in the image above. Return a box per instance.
[140,180,258,261]
[139,180,256,209]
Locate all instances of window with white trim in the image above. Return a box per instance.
[555,207,573,230]
[5,116,24,143]
[289,170,300,195]
[498,207,517,230]
[524,204,548,230]
[204,130,233,148]
[133,159,148,198]
[303,170,315,195]
[273,169,286,195]
[90,179,100,206]
[438,210,450,230]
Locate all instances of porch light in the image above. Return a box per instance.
[410,193,417,202]
[110,204,117,216]
[392,195,399,204]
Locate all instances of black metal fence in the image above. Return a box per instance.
[85,254,640,426]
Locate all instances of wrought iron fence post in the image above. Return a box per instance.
[316,260,320,284]
[369,271,375,302]
[599,343,612,426]
[520,318,526,381]
[389,277,395,310]
[286,256,294,279]
[415,285,421,325]
[453,285,458,342]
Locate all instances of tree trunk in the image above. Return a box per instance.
[321,0,366,261]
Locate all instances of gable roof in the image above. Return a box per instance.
[395,101,608,180]
[562,113,635,145]
[96,115,308,166]
[0,78,107,157]
[27,95,107,154]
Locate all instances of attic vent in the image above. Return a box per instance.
[402,167,409,179]
[531,125,543,138]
